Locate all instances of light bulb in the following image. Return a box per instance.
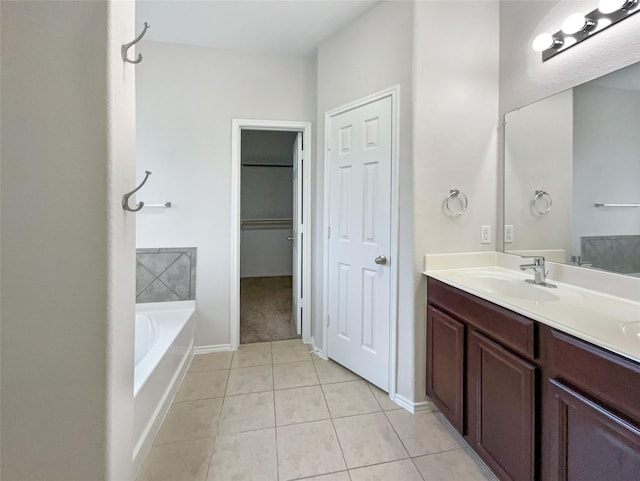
[532,33,562,52]
[562,13,595,34]
[597,18,613,29]
[598,0,637,14]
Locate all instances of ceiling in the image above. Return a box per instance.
[136,0,380,56]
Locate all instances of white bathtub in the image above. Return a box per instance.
[133,301,196,476]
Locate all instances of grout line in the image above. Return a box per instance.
[311,358,351,472]
[288,468,350,480]
[202,366,230,481]
[410,456,427,481]
[271,341,281,480]
[273,390,280,481]
[365,381,386,412]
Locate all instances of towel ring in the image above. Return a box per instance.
[444,189,468,217]
[532,190,552,215]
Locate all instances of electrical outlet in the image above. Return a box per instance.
[481,225,491,244]
[504,225,514,243]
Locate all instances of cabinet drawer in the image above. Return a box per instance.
[427,277,537,359]
[545,327,640,423]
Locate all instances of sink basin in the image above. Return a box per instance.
[466,275,560,302]
[621,321,640,340]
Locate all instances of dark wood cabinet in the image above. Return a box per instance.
[468,330,536,481]
[542,326,640,481]
[426,276,640,481]
[545,378,640,481]
[427,277,539,481]
[426,306,464,432]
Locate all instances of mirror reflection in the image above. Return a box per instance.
[504,62,640,277]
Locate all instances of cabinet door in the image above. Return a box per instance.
[468,330,536,481]
[546,378,640,481]
[426,306,464,433]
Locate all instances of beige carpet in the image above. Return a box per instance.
[240,276,300,344]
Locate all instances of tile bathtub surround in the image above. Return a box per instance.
[136,247,197,303]
[136,339,498,481]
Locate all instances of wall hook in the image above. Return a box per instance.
[122,171,151,212]
[122,22,150,64]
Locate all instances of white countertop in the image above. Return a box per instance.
[425,265,640,364]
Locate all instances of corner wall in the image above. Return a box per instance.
[1,1,136,479]
[315,0,415,400]
[413,1,500,403]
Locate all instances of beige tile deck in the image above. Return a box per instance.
[136,339,498,481]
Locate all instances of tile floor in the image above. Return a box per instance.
[136,339,498,481]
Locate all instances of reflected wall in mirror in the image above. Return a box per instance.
[504,61,640,277]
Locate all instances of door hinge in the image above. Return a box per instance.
[327,314,330,327]
[327,226,331,239]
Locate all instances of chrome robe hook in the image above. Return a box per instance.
[122,22,150,64]
[122,171,151,212]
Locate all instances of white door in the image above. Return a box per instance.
[327,96,392,391]
[292,133,304,335]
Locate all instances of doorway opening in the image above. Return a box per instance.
[231,120,312,349]
[240,130,298,343]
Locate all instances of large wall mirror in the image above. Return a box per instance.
[504,61,640,277]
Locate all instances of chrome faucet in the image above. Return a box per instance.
[519,256,557,288]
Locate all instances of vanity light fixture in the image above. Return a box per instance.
[561,13,596,34]
[532,33,563,52]
[599,0,638,14]
[533,0,639,61]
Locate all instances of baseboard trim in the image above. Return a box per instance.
[392,393,433,413]
[310,337,327,360]
[194,344,234,354]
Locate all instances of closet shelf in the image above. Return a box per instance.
[241,218,293,229]
[242,163,293,168]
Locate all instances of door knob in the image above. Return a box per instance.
[287,236,294,242]
[375,255,387,265]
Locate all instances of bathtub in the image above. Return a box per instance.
[132,300,196,475]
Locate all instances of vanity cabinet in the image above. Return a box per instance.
[468,330,536,481]
[542,327,640,481]
[427,277,538,481]
[426,276,640,481]
[426,306,464,432]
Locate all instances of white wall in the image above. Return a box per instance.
[413,1,500,402]
[504,89,573,258]
[1,1,136,479]
[316,0,415,402]
[136,42,315,348]
[573,85,640,251]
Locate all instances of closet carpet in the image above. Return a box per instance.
[240,276,300,344]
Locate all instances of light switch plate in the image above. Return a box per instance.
[504,225,514,243]
[481,225,491,244]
